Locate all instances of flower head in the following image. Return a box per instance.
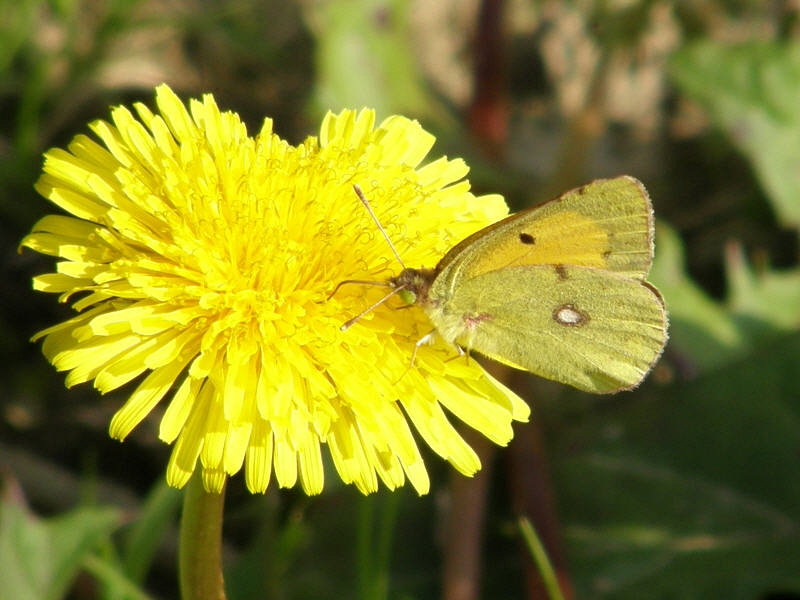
[21,84,529,495]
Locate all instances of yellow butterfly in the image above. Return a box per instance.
[350,176,668,394]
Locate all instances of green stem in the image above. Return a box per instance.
[518,517,565,600]
[179,473,227,600]
[356,494,376,600]
[356,492,399,600]
[373,492,399,600]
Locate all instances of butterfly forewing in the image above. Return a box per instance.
[434,176,654,291]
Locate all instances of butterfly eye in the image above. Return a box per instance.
[399,289,417,305]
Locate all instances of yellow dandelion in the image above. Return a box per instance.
[21,84,530,496]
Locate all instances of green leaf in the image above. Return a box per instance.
[82,554,154,600]
[671,41,800,228]
[302,0,442,121]
[651,224,800,372]
[650,224,744,371]
[725,240,800,335]
[0,497,121,600]
[556,332,800,598]
[120,479,182,584]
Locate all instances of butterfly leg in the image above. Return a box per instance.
[445,345,469,365]
[410,329,438,368]
[391,330,439,385]
[410,330,469,369]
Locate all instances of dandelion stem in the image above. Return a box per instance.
[179,473,227,600]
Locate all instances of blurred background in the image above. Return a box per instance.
[2,1,800,598]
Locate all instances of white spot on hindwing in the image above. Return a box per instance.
[553,303,588,327]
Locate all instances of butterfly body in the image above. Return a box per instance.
[389,176,668,394]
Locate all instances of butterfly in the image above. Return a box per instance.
[346,176,668,394]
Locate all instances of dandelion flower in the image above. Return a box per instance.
[21,84,530,496]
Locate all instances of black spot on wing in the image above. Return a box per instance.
[519,232,535,245]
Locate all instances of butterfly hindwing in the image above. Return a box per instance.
[426,265,667,394]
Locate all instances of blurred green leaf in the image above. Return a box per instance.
[725,240,800,334]
[303,0,442,121]
[0,0,37,76]
[671,41,800,228]
[651,223,800,374]
[121,479,182,583]
[557,332,800,599]
[650,224,745,371]
[226,494,313,600]
[82,554,153,600]
[0,496,121,600]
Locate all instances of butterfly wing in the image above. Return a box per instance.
[427,265,667,393]
[435,176,654,292]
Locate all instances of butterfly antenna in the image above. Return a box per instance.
[340,285,406,331]
[353,184,405,269]
[327,278,389,300]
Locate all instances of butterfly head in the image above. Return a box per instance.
[389,268,436,307]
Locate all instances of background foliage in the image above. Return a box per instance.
[2,0,799,598]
